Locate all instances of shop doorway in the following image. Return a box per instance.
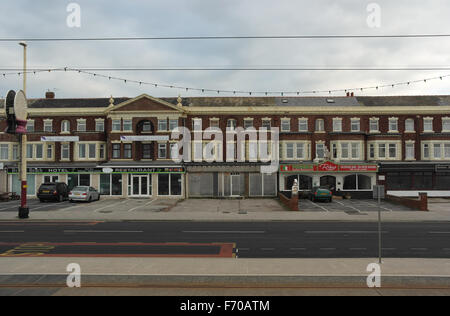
[131,175,151,197]
[231,173,241,197]
[320,175,337,192]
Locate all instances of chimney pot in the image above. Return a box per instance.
[46,91,55,99]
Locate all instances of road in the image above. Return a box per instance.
[0,221,449,258]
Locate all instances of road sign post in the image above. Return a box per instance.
[374,185,384,264]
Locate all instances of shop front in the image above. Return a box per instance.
[280,161,378,199]
[379,162,450,197]
[6,165,185,199]
[186,164,277,198]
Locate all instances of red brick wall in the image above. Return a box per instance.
[386,193,428,211]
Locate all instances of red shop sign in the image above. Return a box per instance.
[316,161,339,172]
[339,164,378,172]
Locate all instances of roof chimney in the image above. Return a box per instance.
[45,91,55,99]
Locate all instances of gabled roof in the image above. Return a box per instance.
[107,94,185,113]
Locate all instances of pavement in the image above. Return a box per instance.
[0,197,448,222]
[0,258,449,296]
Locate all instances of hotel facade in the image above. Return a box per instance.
[1,93,450,199]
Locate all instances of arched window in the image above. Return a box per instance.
[358,175,372,190]
[344,174,372,190]
[137,120,154,134]
[320,176,336,190]
[61,120,70,133]
[315,119,325,132]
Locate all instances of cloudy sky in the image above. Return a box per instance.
[1,0,450,99]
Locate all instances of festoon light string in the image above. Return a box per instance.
[1,67,449,96]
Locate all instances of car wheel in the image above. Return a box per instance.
[89,196,92,203]
[97,195,100,201]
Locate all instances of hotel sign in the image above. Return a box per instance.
[120,136,169,142]
[7,166,185,174]
[280,161,378,173]
[41,136,80,142]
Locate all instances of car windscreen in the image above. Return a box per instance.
[72,187,88,192]
[40,185,56,190]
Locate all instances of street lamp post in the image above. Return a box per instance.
[18,42,28,219]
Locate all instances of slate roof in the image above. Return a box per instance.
[0,98,130,109]
[2,95,450,109]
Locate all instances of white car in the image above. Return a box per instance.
[69,186,100,202]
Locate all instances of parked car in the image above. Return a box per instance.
[308,186,333,203]
[69,186,100,202]
[37,183,69,202]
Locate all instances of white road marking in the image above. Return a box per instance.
[64,230,143,233]
[305,231,388,234]
[94,199,130,213]
[361,201,393,212]
[335,200,362,213]
[183,231,266,234]
[128,199,157,212]
[307,200,330,212]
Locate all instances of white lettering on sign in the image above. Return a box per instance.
[41,136,79,142]
[120,136,170,142]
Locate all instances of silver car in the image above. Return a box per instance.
[69,186,100,202]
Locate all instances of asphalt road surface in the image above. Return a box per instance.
[0,221,449,258]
